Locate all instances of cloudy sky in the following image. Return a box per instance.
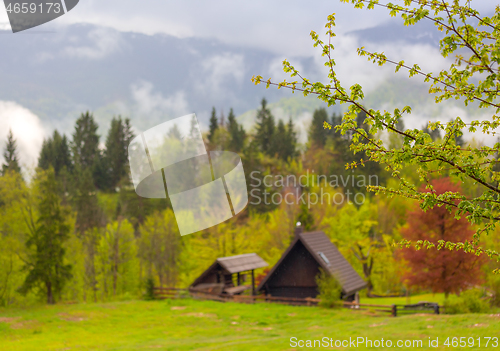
[1,1,393,54]
[1,1,490,55]
[0,0,494,171]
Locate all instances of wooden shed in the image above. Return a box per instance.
[257,226,366,301]
[190,253,268,296]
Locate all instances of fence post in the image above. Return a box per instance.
[391,304,397,317]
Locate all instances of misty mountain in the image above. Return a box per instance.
[1,20,480,168]
[0,23,323,135]
[347,19,442,47]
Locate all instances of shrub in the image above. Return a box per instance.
[316,269,343,309]
[443,295,470,314]
[144,277,156,301]
[488,276,500,307]
[443,289,490,314]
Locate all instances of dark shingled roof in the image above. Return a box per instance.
[257,231,367,296]
[217,253,268,274]
[191,253,268,288]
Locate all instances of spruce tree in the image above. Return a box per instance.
[356,110,370,133]
[2,129,21,175]
[72,167,104,301]
[168,124,183,140]
[450,118,464,147]
[38,139,52,170]
[71,112,100,170]
[18,168,72,304]
[422,124,441,141]
[208,107,218,143]
[273,118,297,162]
[71,112,103,188]
[227,108,246,152]
[274,119,287,160]
[330,112,347,147]
[74,168,103,235]
[308,108,329,149]
[285,117,298,161]
[219,109,225,129]
[103,117,135,191]
[38,130,72,176]
[255,98,276,155]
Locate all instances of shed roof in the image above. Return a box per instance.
[217,253,268,274]
[257,231,367,296]
[191,253,268,288]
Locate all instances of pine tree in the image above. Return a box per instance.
[189,114,200,139]
[74,168,103,235]
[255,98,276,155]
[208,107,218,143]
[38,140,51,170]
[449,118,465,147]
[18,168,72,304]
[73,167,104,301]
[72,112,100,169]
[38,130,72,176]
[71,112,104,189]
[422,124,441,141]
[219,109,225,129]
[308,108,329,149]
[227,108,246,152]
[274,119,288,160]
[284,117,298,161]
[103,117,135,191]
[356,110,370,133]
[2,130,21,175]
[329,112,346,146]
[168,124,183,140]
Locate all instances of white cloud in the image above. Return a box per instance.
[61,27,125,59]
[0,101,45,171]
[377,99,499,148]
[131,81,189,123]
[2,0,495,57]
[195,53,245,99]
[52,0,494,57]
[0,22,10,31]
[288,31,453,99]
[51,0,395,56]
[267,57,304,83]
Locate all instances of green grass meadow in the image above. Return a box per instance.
[0,298,499,351]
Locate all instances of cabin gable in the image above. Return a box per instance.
[257,229,367,300]
[263,240,321,298]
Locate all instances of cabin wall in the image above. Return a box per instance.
[194,272,219,285]
[192,264,235,289]
[343,293,355,302]
[192,263,225,287]
[264,241,321,298]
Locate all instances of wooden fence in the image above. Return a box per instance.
[153,287,190,300]
[153,287,440,316]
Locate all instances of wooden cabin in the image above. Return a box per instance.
[257,226,366,301]
[190,253,268,296]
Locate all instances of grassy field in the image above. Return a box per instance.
[0,298,499,351]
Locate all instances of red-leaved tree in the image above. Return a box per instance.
[399,178,486,297]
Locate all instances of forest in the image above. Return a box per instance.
[0,98,499,308]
